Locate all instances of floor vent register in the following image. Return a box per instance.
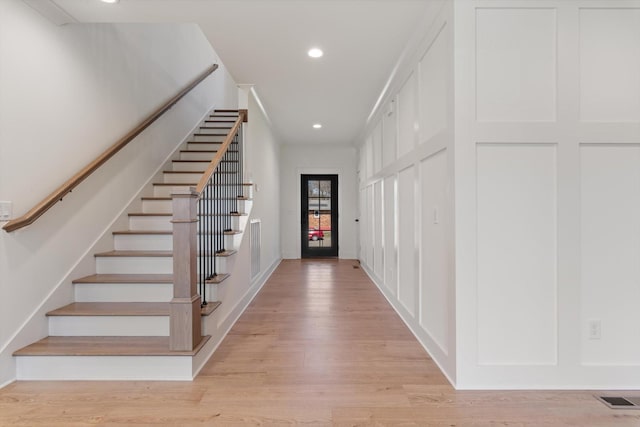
[597,396,640,409]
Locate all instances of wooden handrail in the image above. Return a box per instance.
[195,110,246,195]
[3,64,219,233]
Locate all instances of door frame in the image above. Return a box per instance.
[301,174,339,258]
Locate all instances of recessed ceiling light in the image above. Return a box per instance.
[101,0,119,3]
[313,124,322,129]
[308,48,323,58]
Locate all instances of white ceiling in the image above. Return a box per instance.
[48,0,435,146]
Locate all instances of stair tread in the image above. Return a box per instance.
[112,230,172,235]
[112,230,241,235]
[48,302,170,316]
[140,196,250,201]
[128,212,248,217]
[13,335,211,357]
[201,301,221,315]
[216,250,237,257]
[163,170,205,174]
[180,150,217,153]
[95,250,173,257]
[206,273,230,284]
[47,301,221,317]
[153,182,198,186]
[73,274,173,284]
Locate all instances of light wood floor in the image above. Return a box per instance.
[1,259,639,426]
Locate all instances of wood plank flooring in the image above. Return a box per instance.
[1,259,639,426]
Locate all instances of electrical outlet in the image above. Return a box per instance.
[0,201,12,221]
[588,320,601,340]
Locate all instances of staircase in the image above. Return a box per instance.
[13,110,253,381]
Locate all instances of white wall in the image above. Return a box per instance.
[280,145,358,259]
[0,0,237,387]
[245,93,282,275]
[454,0,640,388]
[356,1,456,384]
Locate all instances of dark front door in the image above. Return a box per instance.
[301,174,338,258]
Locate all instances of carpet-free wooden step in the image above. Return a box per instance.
[207,273,230,284]
[95,250,173,257]
[112,229,241,236]
[47,302,220,317]
[13,335,211,357]
[73,274,173,284]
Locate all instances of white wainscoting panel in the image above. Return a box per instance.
[419,149,449,354]
[382,98,398,168]
[384,175,398,297]
[579,9,640,123]
[581,144,640,365]
[374,180,384,279]
[420,23,448,143]
[398,72,418,157]
[366,185,374,268]
[372,122,383,175]
[476,8,557,122]
[476,143,558,365]
[398,165,417,316]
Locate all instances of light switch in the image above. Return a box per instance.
[0,201,12,221]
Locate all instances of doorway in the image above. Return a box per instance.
[301,174,338,258]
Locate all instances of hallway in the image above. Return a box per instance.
[1,259,639,426]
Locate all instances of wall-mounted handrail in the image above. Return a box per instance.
[2,64,219,233]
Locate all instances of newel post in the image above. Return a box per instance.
[170,187,201,351]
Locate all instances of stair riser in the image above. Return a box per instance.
[173,162,211,172]
[95,256,229,275]
[180,152,216,161]
[49,316,168,336]
[163,173,203,184]
[129,216,240,232]
[74,283,218,303]
[192,134,226,142]
[114,234,173,251]
[96,256,173,274]
[129,216,172,231]
[75,283,174,302]
[187,142,221,151]
[153,185,193,198]
[142,199,172,213]
[141,199,246,214]
[196,131,229,138]
[114,233,235,252]
[16,356,194,381]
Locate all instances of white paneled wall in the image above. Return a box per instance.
[397,166,417,317]
[373,181,384,280]
[579,9,640,122]
[383,176,398,297]
[419,149,449,356]
[475,8,557,122]
[454,0,640,388]
[476,144,558,366]
[581,144,640,365]
[360,0,640,389]
[397,73,418,157]
[357,1,456,384]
